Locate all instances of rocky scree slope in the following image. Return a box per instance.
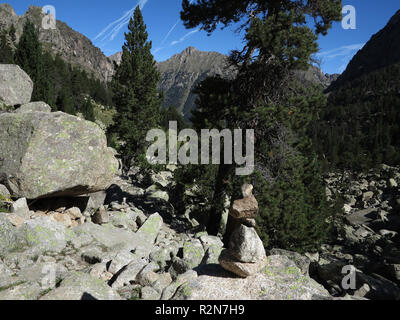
[0,62,334,301]
[313,164,400,300]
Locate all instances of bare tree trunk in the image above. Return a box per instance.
[206,163,232,236]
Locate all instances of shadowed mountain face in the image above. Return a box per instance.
[156,47,236,119]
[329,9,400,90]
[0,4,114,82]
[109,46,338,120]
[313,9,400,170]
[155,47,338,119]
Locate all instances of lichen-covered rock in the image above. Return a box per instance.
[0,184,10,198]
[73,222,136,250]
[40,272,122,300]
[174,256,331,300]
[0,215,25,255]
[151,171,173,188]
[136,212,163,245]
[199,235,224,264]
[141,286,161,300]
[18,216,74,254]
[0,111,119,199]
[270,248,311,276]
[111,259,148,289]
[107,250,138,275]
[14,102,51,113]
[161,270,198,300]
[0,64,33,106]
[229,224,266,263]
[182,239,205,269]
[0,281,43,300]
[219,249,268,278]
[150,246,177,270]
[146,186,170,202]
[10,198,30,219]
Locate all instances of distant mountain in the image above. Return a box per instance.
[313,9,400,170]
[109,52,122,66]
[156,47,236,119]
[294,65,339,89]
[329,9,400,90]
[0,4,114,82]
[111,47,337,120]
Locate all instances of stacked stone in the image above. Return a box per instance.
[219,184,268,278]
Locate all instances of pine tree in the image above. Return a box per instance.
[8,24,16,44]
[0,30,14,64]
[180,0,342,246]
[108,6,162,172]
[15,20,50,102]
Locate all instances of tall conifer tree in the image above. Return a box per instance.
[109,6,162,171]
[179,0,342,250]
[15,20,50,102]
[0,31,14,64]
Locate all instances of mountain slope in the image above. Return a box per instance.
[313,9,400,170]
[157,47,236,119]
[108,47,335,120]
[329,9,400,90]
[0,4,113,82]
[156,47,338,119]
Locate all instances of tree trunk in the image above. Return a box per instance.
[206,163,232,235]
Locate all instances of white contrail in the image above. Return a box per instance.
[94,0,149,43]
[161,19,180,45]
[94,8,134,41]
[170,28,199,46]
[317,43,365,73]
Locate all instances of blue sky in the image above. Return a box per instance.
[10,0,400,74]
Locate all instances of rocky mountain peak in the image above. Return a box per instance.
[0,3,114,83]
[329,9,400,90]
[109,51,123,66]
[182,46,199,55]
[0,3,16,16]
[387,9,400,27]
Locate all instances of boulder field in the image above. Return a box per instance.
[0,64,399,300]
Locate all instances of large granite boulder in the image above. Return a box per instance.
[0,111,119,199]
[40,272,122,300]
[174,256,331,300]
[0,64,33,106]
[19,216,75,255]
[14,102,52,113]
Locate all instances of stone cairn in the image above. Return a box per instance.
[219,184,268,278]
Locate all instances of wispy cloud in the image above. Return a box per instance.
[161,19,180,45]
[170,28,199,46]
[94,0,149,44]
[154,27,200,55]
[153,0,199,55]
[317,43,365,73]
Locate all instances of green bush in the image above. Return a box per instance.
[254,153,332,253]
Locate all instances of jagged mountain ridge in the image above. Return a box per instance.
[155,47,338,119]
[0,3,337,117]
[329,9,400,90]
[112,47,338,120]
[156,46,236,119]
[0,4,114,82]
